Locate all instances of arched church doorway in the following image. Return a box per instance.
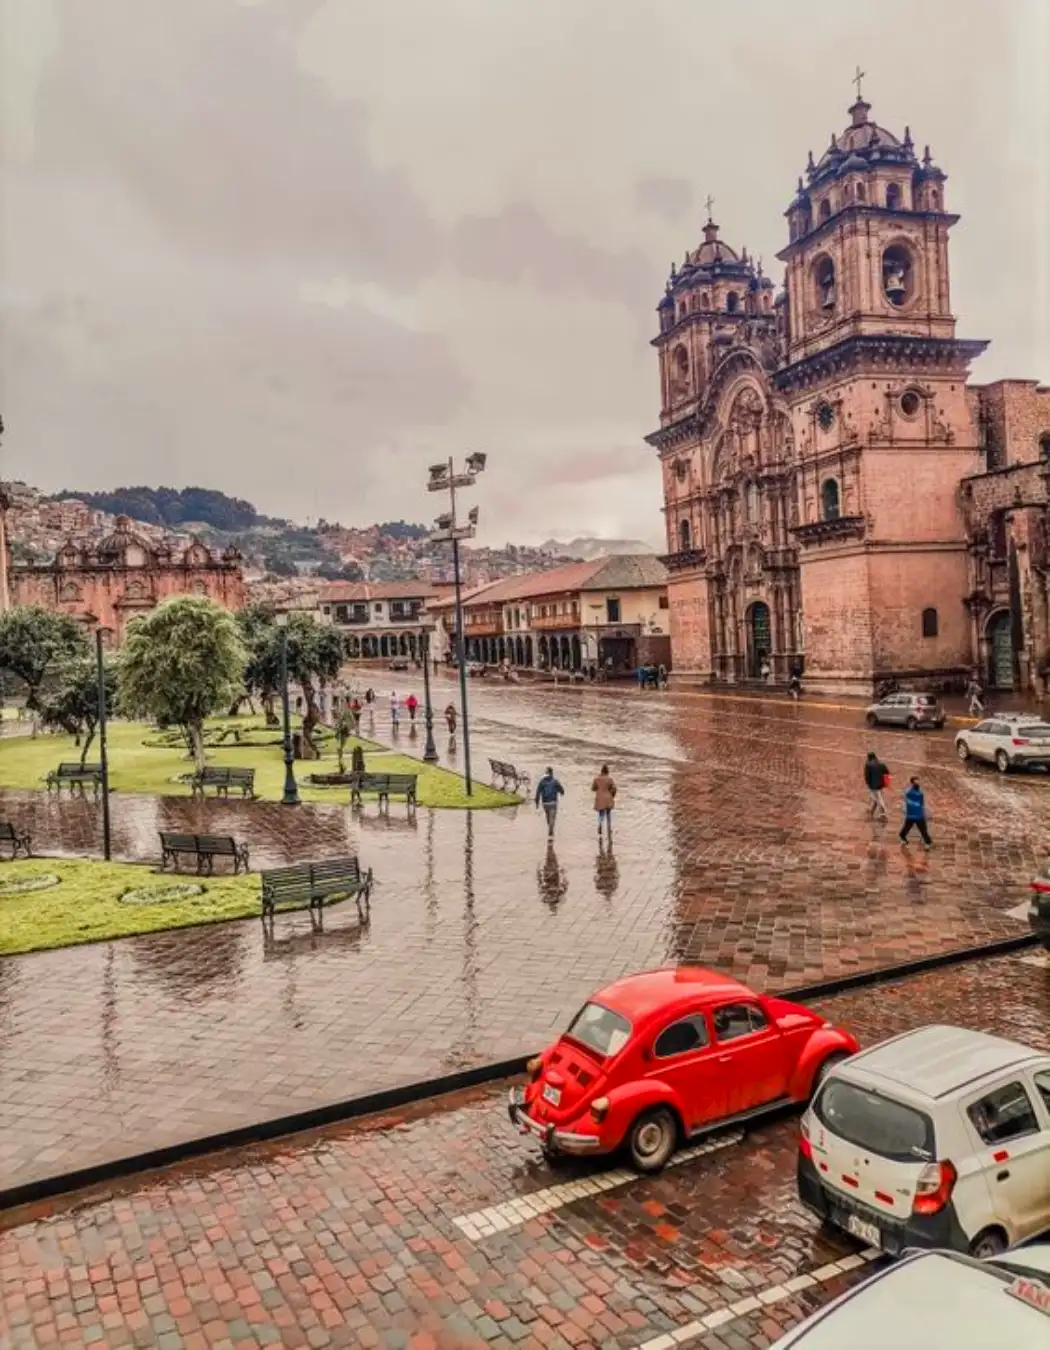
[986,611,1015,690]
[746,601,771,679]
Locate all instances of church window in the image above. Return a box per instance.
[886,182,903,210]
[675,459,688,482]
[815,257,836,312]
[700,291,710,309]
[882,244,914,306]
[674,345,689,374]
[819,198,831,222]
[816,401,835,431]
[922,607,939,638]
[746,484,760,522]
[930,189,940,209]
[899,388,922,418]
[679,519,692,551]
[1039,433,1050,460]
[726,291,740,314]
[821,479,841,521]
[856,181,867,202]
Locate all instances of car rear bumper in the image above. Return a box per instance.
[507,1087,603,1155]
[797,1153,968,1256]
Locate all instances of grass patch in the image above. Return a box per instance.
[0,857,259,956]
[0,716,517,810]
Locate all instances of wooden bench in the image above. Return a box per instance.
[489,758,530,791]
[0,821,32,860]
[260,856,373,920]
[189,766,256,800]
[46,762,103,797]
[348,772,418,811]
[159,831,250,875]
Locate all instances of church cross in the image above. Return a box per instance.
[853,64,866,100]
[704,193,715,221]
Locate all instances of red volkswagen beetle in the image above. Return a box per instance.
[509,966,859,1172]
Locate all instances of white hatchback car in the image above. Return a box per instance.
[955,715,1050,773]
[798,1025,1050,1258]
[769,1244,1050,1349]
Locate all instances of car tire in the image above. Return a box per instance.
[995,749,1011,774]
[956,741,970,762]
[627,1107,678,1174]
[969,1227,1008,1260]
[905,716,918,731]
[812,1052,849,1097]
[865,713,878,728]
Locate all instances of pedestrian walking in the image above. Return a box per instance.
[351,743,366,775]
[365,687,375,705]
[658,663,668,689]
[899,776,932,849]
[390,692,400,729]
[349,697,362,733]
[864,750,890,819]
[592,764,617,841]
[534,766,565,839]
[760,656,771,684]
[966,674,985,717]
[406,692,419,724]
[789,665,802,701]
[444,703,457,735]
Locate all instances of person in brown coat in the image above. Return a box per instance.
[592,764,617,842]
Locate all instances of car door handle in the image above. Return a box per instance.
[718,1054,733,1064]
[996,1170,1010,1182]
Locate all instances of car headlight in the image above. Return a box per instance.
[526,1056,543,1080]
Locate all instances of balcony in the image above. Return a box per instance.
[331,609,370,625]
[530,611,580,631]
[659,548,706,573]
[792,515,866,546]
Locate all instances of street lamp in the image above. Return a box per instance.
[427,454,486,796]
[95,627,112,860]
[275,614,301,807]
[420,628,438,763]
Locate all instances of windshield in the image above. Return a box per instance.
[565,1003,632,1058]
[814,1080,935,1162]
[1019,724,1050,739]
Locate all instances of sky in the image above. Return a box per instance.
[0,0,1047,547]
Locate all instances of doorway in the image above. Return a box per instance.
[746,601,771,678]
[987,611,1014,689]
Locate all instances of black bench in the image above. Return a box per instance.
[0,821,32,860]
[261,856,373,920]
[159,831,250,875]
[189,766,256,800]
[46,762,103,797]
[489,758,530,791]
[348,772,418,811]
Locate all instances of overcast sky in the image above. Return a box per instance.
[1,0,1047,546]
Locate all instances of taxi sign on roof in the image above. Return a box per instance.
[1005,1276,1050,1317]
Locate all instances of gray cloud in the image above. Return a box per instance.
[636,176,694,224]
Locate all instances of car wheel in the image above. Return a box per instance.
[995,749,1011,774]
[627,1107,678,1174]
[865,713,878,728]
[812,1052,849,1097]
[956,741,970,762]
[969,1227,1008,1260]
[905,716,918,731]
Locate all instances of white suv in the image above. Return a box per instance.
[798,1025,1050,1258]
[955,715,1050,773]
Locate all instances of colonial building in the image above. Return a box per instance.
[651,91,1050,694]
[431,556,670,674]
[317,580,440,660]
[8,515,246,642]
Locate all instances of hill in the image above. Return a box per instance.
[540,535,656,560]
[52,486,271,532]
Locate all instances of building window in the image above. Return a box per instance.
[821,478,841,521]
[882,244,913,306]
[679,518,691,551]
[1040,433,1050,460]
[886,182,902,210]
[922,607,939,638]
[606,598,621,623]
[726,291,740,313]
[899,388,922,418]
[815,256,836,312]
[819,198,831,221]
[374,603,383,614]
[816,400,835,431]
[659,595,669,610]
[856,181,866,202]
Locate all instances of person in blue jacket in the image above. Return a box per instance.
[534,766,565,839]
[899,776,932,849]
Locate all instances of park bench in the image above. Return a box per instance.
[46,761,103,797]
[0,821,32,860]
[260,856,373,920]
[189,766,256,800]
[489,758,530,791]
[159,831,250,875]
[348,772,418,811]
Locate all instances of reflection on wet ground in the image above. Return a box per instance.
[0,680,1044,1195]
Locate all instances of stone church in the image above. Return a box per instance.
[649,92,1050,694]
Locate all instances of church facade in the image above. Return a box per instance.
[649,93,1050,695]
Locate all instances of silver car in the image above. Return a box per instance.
[955,715,1050,773]
[865,692,946,731]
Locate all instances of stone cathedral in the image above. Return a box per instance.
[649,91,1050,695]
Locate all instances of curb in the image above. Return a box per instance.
[0,930,1039,1213]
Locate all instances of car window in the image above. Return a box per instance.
[654,1014,709,1059]
[713,1003,764,1042]
[1034,1071,1050,1114]
[968,1081,1040,1145]
[813,1079,935,1162]
[1021,725,1050,740]
[917,695,937,706]
[988,723,1010,737]
[565,1002,632,1058]
[972,721,995,734]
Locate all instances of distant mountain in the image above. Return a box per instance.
[539,536,656,561]
[51,486,275,532]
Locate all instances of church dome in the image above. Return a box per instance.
[687,220,741,267]
[96,515,153,559]
[810,99,916,185]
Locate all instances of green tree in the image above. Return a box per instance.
[0,605,88,711]
[333,707,356,773]
[276,613,344,758]
[237,602,281,725]
[118,597,246,771]
[39,656,117,764]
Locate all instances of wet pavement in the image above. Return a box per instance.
[0,679,1046,1197]
[2,952,1047,1349]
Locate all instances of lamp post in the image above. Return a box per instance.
[420,627,438,763]
[427,453,486,797]
[277,615,300,806]
[95,627,112,861]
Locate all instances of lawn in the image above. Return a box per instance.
[0,716,516,809]
[0,857,259,956]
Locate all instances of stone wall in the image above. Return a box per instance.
[975,380,1050,468]
[797,550,873,689]
[666,573,711,681]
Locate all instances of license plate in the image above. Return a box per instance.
[846,1214,881,1248]
[542,1084,561,1106]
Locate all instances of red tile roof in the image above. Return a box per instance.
[320,580,438,603]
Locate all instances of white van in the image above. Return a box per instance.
[797,1025,1050,1257]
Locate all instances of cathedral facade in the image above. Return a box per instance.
[649,94,1050,695]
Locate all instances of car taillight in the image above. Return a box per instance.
[526,1056,543,1080]
[590,1096,610,1123]
[912,1160,956,1215]
[799,1117,813,1161]
[1013,737,1030,746]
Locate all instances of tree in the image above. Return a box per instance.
[333,707,356,773]
[237,603,281,725]
[263,551,298,578]
[0,606,88,711]
[118,597,246,771]
[276,613,344,758]
[316,559,364,582]
[39,656,117,764]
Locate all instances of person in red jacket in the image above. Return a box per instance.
[405,692,419,724]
